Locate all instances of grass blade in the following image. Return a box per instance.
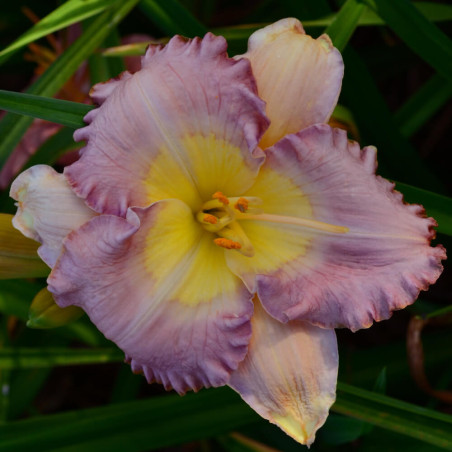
[341,47,445,192]
[1,383,452,451]
[325,0,366,51]
[394,74,452,137]
[139,0,207,36]
[0,0,140,169]
[0,90,93,129]
[0,347,123,369]
[362,0,452,82]
[395,182,452,236]
[334,383,452,449]
[0,0,121,65]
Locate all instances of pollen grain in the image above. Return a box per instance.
[234,197,249,213]
[203,214,218,224]
[212,191,229,205]
[213,238,242,250]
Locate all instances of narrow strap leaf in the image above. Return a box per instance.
[0,0,122,65]
[0,90,93,128]
[325,0,366,52]
[361,0,452,81]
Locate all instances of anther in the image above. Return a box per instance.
[212,191,229,205]
[214,238,242,250]
[203,214,218,224]
[234,197,249,213]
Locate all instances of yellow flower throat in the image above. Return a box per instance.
[196,191,348,257]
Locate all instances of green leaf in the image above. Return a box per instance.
[319,414,368,445]
[426,304,452,320]
[0,90,93,128]
[102,2,452,58]
[0,0,140,170]
[0,280,107,347]
[361,0,452,82]
[0,347,122,369]
[24,127,81,170]
[0,0,121,65]
[334,383,452,449]
[395,182,452,236]
[1,383,452,451]
[394,74,452,137]
[139,0,207,36]
[341,47,445,192]
[358,2,452,26]
[0,388,260,452]
[325,0,366,52]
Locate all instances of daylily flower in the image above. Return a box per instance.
[10,19,445,446]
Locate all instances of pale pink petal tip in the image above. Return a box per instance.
[67,33,268,217]
[9,165,95,267]
[229,300,338,446]
[48,199,253,394]
[256,124,446,331]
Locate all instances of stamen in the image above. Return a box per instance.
[234,197,249,213]
[212,191,229,205]
[203,214,218,224]
[214,238,242,250]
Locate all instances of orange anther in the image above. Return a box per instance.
[213,238,242,250]
[234,197,249,213]
[212,191,229,205]
[203,214,218,224]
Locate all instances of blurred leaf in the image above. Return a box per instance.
[0,280,106,347]
[110,363,143,404]
[395,182,452,236]
[221,432,280,452]
[0,347,122,369]
[0,213,49,279]
[333,382,452,449]
[330,104,360,140]
[427,305,452,320]
[0,90,93,128]
[0,0,122,65]
[394,74,452,137]
[321,368,387,444]
[0,387,260,452]
[341,47,445,192]
[139,0,207,36]
[1,383,452,450]
[88,26,125,85]
[27,287,84,329]
[325,0,366,51]
[372,367,387,394]
[362,0,452,82]
[0,0,140,170]
[24,127,80,170]
[319,414,367,445]
[103,1,452,57]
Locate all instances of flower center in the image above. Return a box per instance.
[196,191,349,257]
[196,192,259,257]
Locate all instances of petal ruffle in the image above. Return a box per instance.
[10,165,96,267]
[227,125,446,331]
[67,33,268,217]
[229,298,338,446]
[238,18,344,148]
[48,199,253,393]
